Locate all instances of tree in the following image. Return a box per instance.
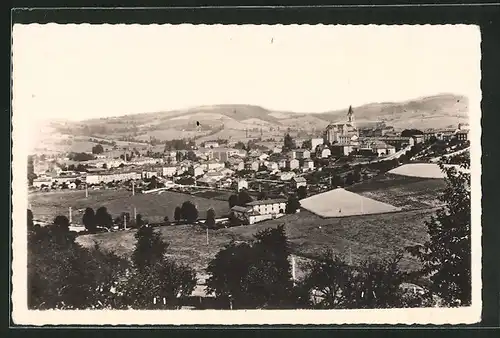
[234,141,246,150]
[148,176,158,190]
[95,207,113,229]
[401,129,424,138]
[283,133,295,151]
[52,215,71,232]
[206,208,216,229]
[82,207,97,233]
[136,214,145,228]
[285,195,301,214]
[27,209,34,231]
[174,206,182,224]
[228,194,239,208]
[297,186,307,200]
[28,223,129,309]
[407,159,471,306]
[181,201,199,223]
[257,190,268,201]
[302,139,312,150]
[163,216,170,226]
[131,226,168,272]
[237,189,253,206]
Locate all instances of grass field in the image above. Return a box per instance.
[29,189,230,224]
[76,207,435,277]
[346,173,446,210]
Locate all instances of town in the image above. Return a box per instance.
[28,106,470,231]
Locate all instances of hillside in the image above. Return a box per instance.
[33,94,469,154]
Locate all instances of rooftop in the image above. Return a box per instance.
[246,198,287,206]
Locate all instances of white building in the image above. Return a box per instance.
[237,179,248,192]
[85,171,141,184]
[320,147,331,158]
[311,138,324,151]
[162,166,177,177]
[302,159,315,171]
[287,159,300,170]
[189,165,205,177]
[246,199,287,216]
[32,177,52,188]
[204,141,220,149]
[293,176,307,188]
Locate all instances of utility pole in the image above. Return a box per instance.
[69,207,72,223]
[124,214,127,230]
[291,255,296,286]
[206,226,209,245]
[134,207,137,220]
[132,181,135,196]
[85,183,88,198]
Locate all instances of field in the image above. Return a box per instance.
[347,173,447,210]
[29,189,230,224]
[388,163,446,179]
[300,188,401,217]
[76,208,434,277]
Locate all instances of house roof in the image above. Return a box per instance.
[246,198,287,206]
[294,177,307,182]
[231,205,252,213]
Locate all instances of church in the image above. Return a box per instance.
[324,105,359,146]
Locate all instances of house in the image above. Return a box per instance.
[205,160,225,172]
[162,166,177,177]
[32,177,53,188]
[272,146,283,154]
[230,205,253,224]
[331,143,355,156]
[237,179,248,192]
[278,158,287,169]
[218,168,235,176]
[246,160,260,172]
[287,159,300,170]
[412,134,425,144]
[456,129,469,141]
[142,170,159,179]
[289,149,311,160]
[246,198,287,216]
[293,176,307,189]
[267,161,279,171]
[280,171,296,181]
[372,142,396,157]
[189,165,205,177]
[204,171,225,181]
[233,161,245,171]
[311,138,324,151]
[204,141,220,149]
[85,171,141,184]
[380,136,414,150]
[302,159,315,171]
[320,147,331,158]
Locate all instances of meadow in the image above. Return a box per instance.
[29,189,230,224]
[346,173,447,210]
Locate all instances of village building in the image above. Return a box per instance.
[204,141,220,149]
[293,176,307,189]
[324,106,359,144]
[267,161,279,171]
[278,158,288,169]
[379,136,414,150]
[32,177,53,188]
[320,147,332,158]
[85,171,141,185]
[311,138,324,151]
[237,179,248,192]
[204,160,225,172]
[280,171,296,181]
[162,166,177,177]
[456,129,470,141]
[302,159,315,171]
[272,146,283,154]
[245,160,260,172]
[246,198,287,216]
[189,165,205,177]
[142,170,159,180]
[331,143,356,157]
[287,158,300,170]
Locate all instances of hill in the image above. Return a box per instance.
[33,94,469,154]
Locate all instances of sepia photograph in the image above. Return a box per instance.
[11,23,481,325]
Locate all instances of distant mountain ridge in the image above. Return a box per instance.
[35,94,469,154]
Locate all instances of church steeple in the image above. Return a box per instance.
[347,105,354,124]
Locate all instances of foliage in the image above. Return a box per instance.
[297,186,307,200]
[302,139,312,150]
[28,219,129,309]
[206,208,216,229]
[180,201,199,223]
[131,225,168,272]
[82,207,97,233]
[285,195,301,214]
[68,152,96,162]
[237,189,253,206]
[174,206,182,223]
[401,129,424,138]
[406,158,471,306]
[206,225,294,309]
[283,133,295,151]
[91,144,104,154]
[95,207,113,229]
[228,194,239,208]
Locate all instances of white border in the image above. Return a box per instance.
[11,23,482,326]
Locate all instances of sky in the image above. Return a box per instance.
[12,24,481,122]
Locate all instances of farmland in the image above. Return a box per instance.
[29,189,230,224]
[76,207,435,278]
[346,173,447,210]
